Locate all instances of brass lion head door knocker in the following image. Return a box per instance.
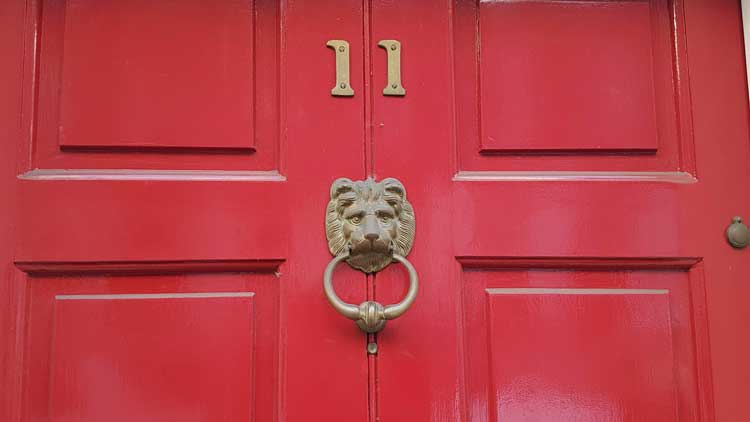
[323,177,418,333]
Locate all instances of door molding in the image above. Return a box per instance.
[743,0,750,102]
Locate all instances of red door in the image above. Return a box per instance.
[2,0,750,421]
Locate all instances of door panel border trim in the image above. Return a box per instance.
[458,257,701,270]
[454,171,696,183]
[486,288,669,295]
[15,259,285,276]
[18,169,286,182]
[55,292,255,300]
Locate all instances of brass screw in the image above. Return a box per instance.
[391,84,398,89]
[390,44,397,51]
[340,83,347,89]
[339,46,345,52]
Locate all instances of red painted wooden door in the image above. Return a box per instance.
[369,1,750,421]
[0,1,372,421]
[2,1,750,422]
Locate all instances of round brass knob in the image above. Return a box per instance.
[727,216,750,249]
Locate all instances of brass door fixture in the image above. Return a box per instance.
[378,40,406,96]
[327,40,354,97]
[323,177,418,333]
[727,216,750,249]
[327,39,406,97]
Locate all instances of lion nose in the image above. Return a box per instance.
[363,215,380,241]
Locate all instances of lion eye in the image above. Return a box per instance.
[378,215,392,223]
[348,216,361,224]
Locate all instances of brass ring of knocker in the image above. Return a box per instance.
[323,252,419,333]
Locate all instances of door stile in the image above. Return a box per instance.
[0,0,27,420]
[282,0,371,421]
[681,0,750,417]
[368,1,461,421]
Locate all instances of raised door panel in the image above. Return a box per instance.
[455,0,694,174]
[59,0,255,151]
[23,272,279,422]
[28,0,280,171]
[51,293,254,421]
[487,291,675,421]
[480,0,657,153]
[461,264,712,422]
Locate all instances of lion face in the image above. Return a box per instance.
[326,177,415,273]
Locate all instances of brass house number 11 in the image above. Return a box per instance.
[326,39,406,97]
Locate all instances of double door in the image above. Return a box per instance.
[2,0,750,421]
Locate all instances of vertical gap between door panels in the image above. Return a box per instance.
[363,0,375,178]
[367,332,379,422]
[363,1,379,421]
[367,273,379,422]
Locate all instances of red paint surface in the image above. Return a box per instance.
[5,0,370,421]
[0,0,24,420]
[487,292,675,421]
[24,274,279,422]
[34,0,279,171]
[2,0,750,421]
[50,295,255,421]
[455,0,687,171]
[480,0,658,152]
[459,268,706,422]
[373,1,746,422]
[60,0,255,150]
